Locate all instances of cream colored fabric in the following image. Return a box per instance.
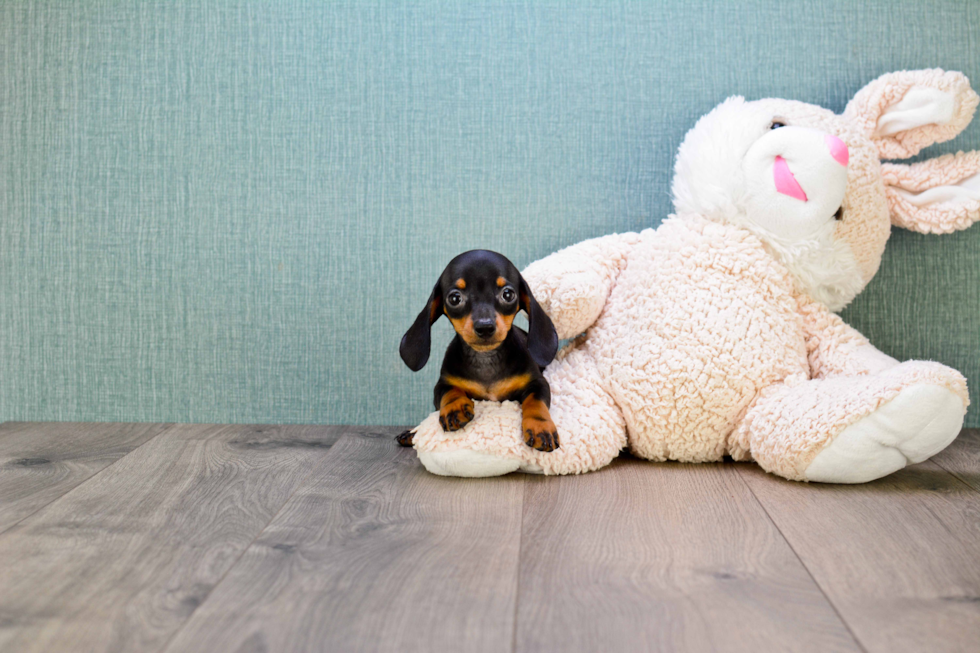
[410,69,978,482]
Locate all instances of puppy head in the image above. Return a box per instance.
[399,250,558,371]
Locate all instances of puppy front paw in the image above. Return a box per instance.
[523,418,559,452]
[521,395,559,452]
[439,395,474,432]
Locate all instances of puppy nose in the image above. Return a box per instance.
[825,134,849,166]
[473,319,496,339]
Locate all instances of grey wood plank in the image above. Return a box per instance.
[0,422,170,534]
[0,423,342,653]
[738,460,980,653]
[163,429,525,653]
[515,456,861,653]
[932,429,980,493]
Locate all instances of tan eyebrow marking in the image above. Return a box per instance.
[497,277,506,288]
[455,278,466,289]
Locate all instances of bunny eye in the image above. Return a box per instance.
[834,206,844,221]
[770,121,786,130]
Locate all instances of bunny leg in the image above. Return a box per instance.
[731,361,968,483]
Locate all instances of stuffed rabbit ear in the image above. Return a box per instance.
[844,69,979,160]
[882,151,980,233]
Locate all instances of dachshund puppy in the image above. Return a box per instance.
[397,250,560,452]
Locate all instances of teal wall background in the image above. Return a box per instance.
[1,1,978,427]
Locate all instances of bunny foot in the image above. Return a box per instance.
[804,384,965,483]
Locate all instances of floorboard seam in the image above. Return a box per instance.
[155,428,348,653]
[732,465,869,653]
[930,461,980,495]
[930,429,980,494]
[510,476,528,653]
[0,422,176,539]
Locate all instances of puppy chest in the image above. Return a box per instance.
[443,373,533,402]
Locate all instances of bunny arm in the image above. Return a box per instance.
[796,294,899,378]
[522,232,643,340]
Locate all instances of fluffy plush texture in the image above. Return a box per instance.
[408,69,979,482]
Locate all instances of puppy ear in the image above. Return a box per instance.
[519,276,559,368]
[399,282,442,371]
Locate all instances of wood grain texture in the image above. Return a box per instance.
[932,428,980,492]
[0,423,341,653]
[0,421,169,534]
[738,459,980,653]
[514,456,860,653]
[2,423,977,653]
[163,429,525,653]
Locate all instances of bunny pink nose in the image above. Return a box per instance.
[825,134,849,166]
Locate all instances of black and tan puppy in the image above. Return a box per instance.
[397,250,560,452]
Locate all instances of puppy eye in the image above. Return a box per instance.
[770,121,786,130]
[501,287,516,303]
[834,206,844,221]
[446,291,463,307]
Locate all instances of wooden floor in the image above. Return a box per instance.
[0,423,977,653]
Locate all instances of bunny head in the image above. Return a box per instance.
[671,69,980,311]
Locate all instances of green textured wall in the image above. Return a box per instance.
[1,1,978,426]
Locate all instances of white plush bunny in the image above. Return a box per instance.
[408,69,979,482]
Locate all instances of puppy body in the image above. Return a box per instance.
[441,328,540,402]
[398,250,560,452]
